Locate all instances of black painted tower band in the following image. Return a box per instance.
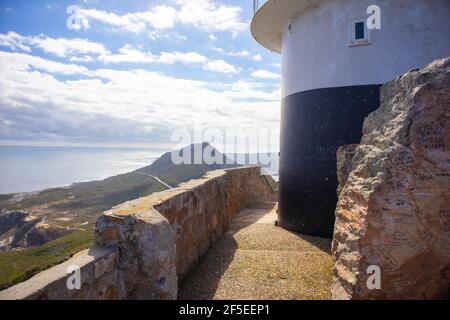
[279,85,381,238]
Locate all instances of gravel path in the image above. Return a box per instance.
[178,202,333,300]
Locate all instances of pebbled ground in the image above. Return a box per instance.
[178,202,333,300]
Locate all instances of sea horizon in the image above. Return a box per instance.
[0,145,280,195]
[0,145,168,194]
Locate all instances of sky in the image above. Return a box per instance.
[0,0,281,151]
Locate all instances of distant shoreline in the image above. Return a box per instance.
[0,146,280,195]
[0,146,162,194]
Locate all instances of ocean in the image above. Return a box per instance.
[0,146,166,194]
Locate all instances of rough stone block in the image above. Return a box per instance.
[332,58,450,299]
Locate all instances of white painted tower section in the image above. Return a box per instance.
[251,0,450,237]
[281,0,450,97]
[252,0,450,98]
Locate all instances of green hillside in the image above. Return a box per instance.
[0,143,239,289]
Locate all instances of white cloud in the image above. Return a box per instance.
[0,32,109,59]
[69,55,94,63]
[203,59,239,74]
[228,50,250,57]
[251,69,281,80]
[0,50,279,146]
[158,51,208,65]
[0,32,31,52]
[136,5,178,29]
[224,80,280,101]
[99,45,208,65]
[212,47,225,53]
[98,45,239,74]
[0,51,93,76]
[214,48,263,62]
[98,45,155,64]
[253,54,262,62]
[0,32,223,71]
[76,0,247,36]
[0,31,239,74]
[148,31,187,42]
[29,35,109,58]
[176,0,247,35]
[80,5,177,33]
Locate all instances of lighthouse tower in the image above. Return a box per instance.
[251,0,450,237]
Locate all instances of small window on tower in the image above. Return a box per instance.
[355,22,365,40]
[349,18,371,47]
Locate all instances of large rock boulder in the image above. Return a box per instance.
[332,58,450,299]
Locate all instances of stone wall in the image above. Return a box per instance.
[0,166,276,300]
[94,208,177,300]
[0,247,118,300]
[225,167,277,220]
[96,166,277,296]
[332,58,450,299]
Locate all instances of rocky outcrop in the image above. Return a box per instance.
[332,58,450,299]
[0,211,72,252]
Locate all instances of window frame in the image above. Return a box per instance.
[348,17,371,47]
